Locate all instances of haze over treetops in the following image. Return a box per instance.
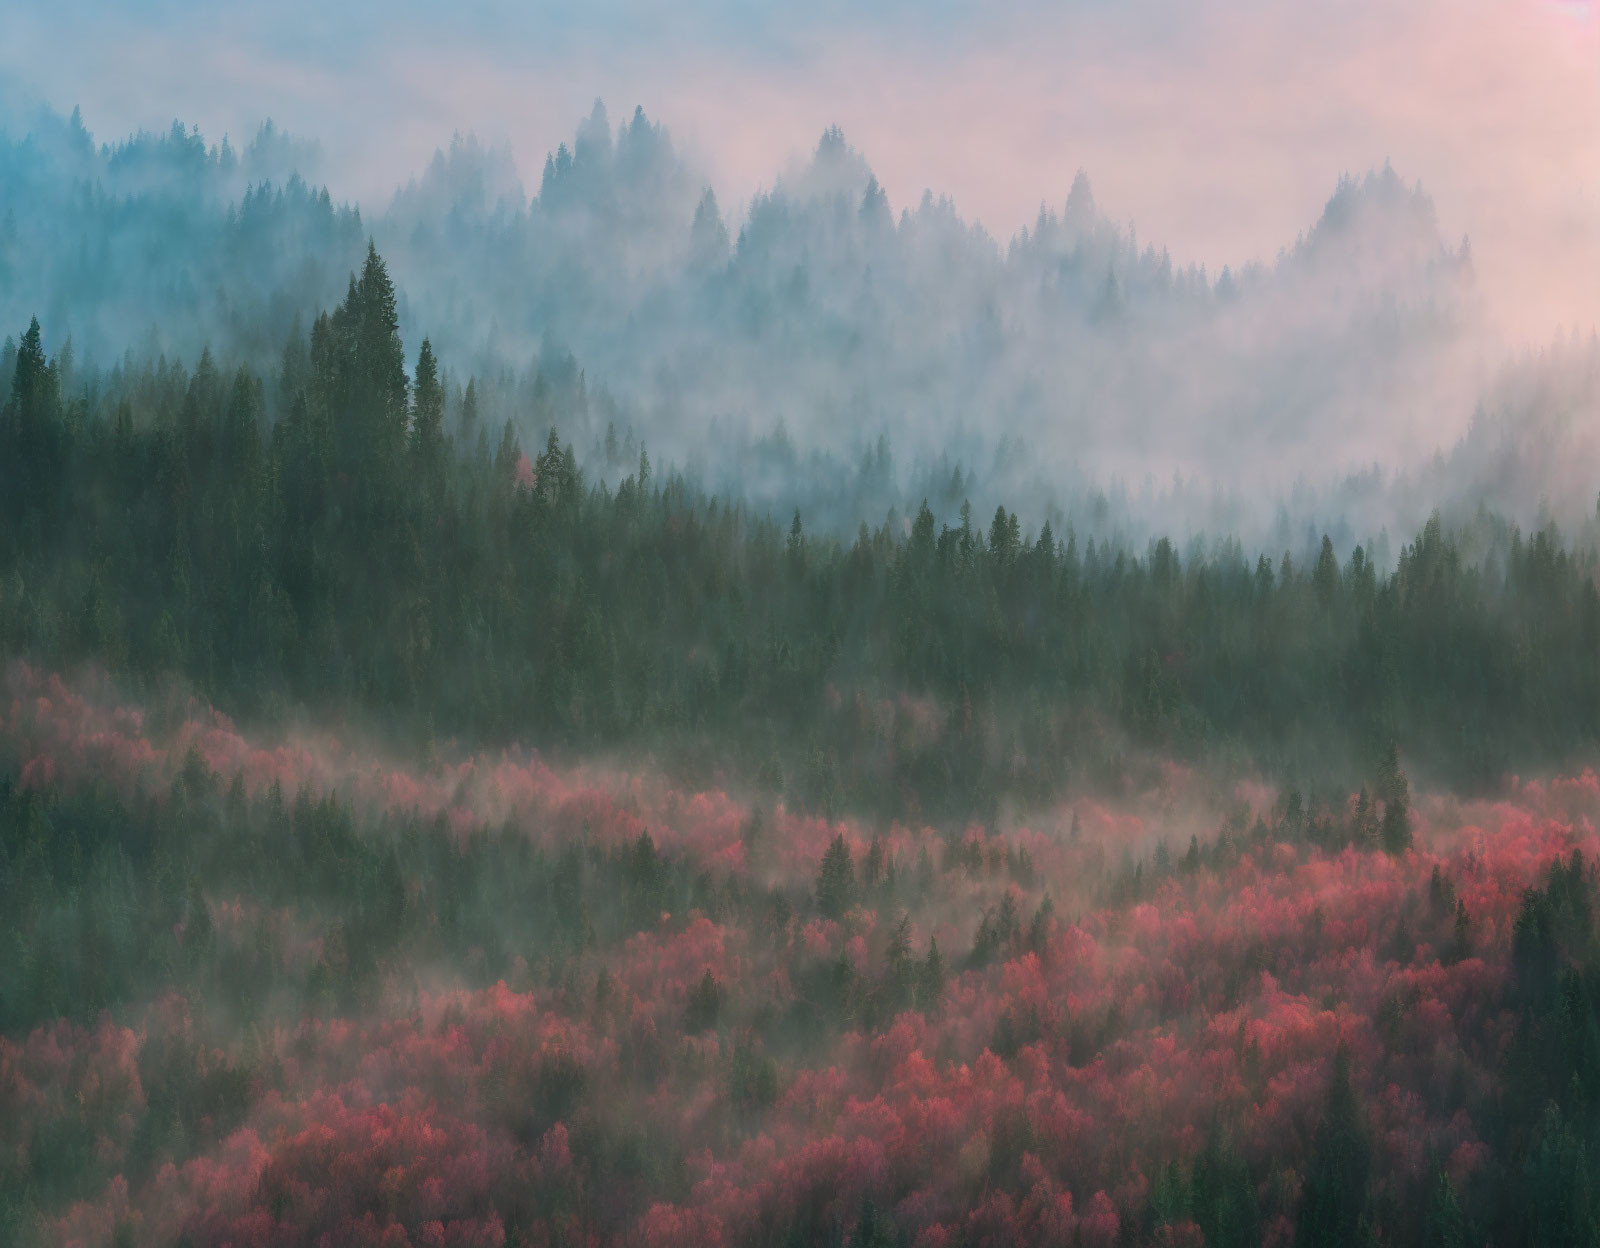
[3,5,1600,1246]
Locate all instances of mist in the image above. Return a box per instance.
[5,6,1600,1247]
[1,100,1595,555]
[3,0,1598,548]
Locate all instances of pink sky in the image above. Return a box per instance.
[5,0,1597,340]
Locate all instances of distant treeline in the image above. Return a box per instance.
[3,246,1598,819]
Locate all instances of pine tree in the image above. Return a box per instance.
[1028,894,1055,953]
[411,337,445,501]
[848,1198,896,1248]
[10,317,51,416]
[1420,1159,1466,1248]
[787,509,805,571]
[1354,787,1375,846]
[1449,900,1472,963]
[685,969,723,1032]
[917,938,945,1012]
[862,837,884,890]
[223,368,263,471]
[3,316,65,527]
[689,188,730,270]
[817,834,855,919]
[1313,534,1340,605]
[1296,1048,1374,1248]
[1378,742,1413,854]
[1521,1103,1599,1247]
[493,419,522,497]
[989,505,1018,568]
[1190,1136,1261,1248]
[885,912,913,1008]
[336,241,409,492]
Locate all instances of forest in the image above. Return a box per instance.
[3,250,1600,818]
[0,62,1599,1246]
[5,104,1596,550]
[0,236,1599,1246]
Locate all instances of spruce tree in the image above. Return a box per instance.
[411,337,445,500]
[1296,1048,1374,1248]
[1378,742,1413,854]
[917,938,945,1012]
[816,834,855,919]
[3,316,65,527]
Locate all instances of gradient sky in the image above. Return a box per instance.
[4,0,1597,338]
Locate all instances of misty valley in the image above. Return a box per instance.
[2,94,1600,1248]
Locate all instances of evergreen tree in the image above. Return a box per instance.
[2,316,66,529]
[885,912,913,1008]
[1313,533,1340,606]
[689,188,730,270]
[1521,1103,1599,1248]
[848,1198,896,1248]
[1378,742,1413,854]
[787,509,805,571]
[493,419,522,496]
[916,938,945,1012]
[333,241,409,495]
[1295,1048,1373,1248]
[685,969,723,1032]
[1420,1160,1466,1248]
[411,337,446,501]
[817,834,855,919]
[1190,1137,1261,1248]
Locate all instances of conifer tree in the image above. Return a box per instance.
[817,834,855,919]
[1296,1048,1374,1248]
[3,316,65,528]
[1378,742,1413,854]
[411,338,445,501]
[1314,534,1340,605]
[917,938,945,1012]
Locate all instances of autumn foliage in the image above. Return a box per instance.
[3,666,1600,1246]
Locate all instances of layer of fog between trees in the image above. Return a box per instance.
[1,100,1596,562]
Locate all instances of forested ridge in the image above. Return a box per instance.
[3,245,1598,820]
[5,244,1600,1247]
[11,103,1598,570]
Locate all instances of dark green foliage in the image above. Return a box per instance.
[883,912,915,1012]
[686,969,724,1032]
[626,832,668,928]
[816,834,855,919]
[991,1002,1044,1062]
[969,890,1022,968]
[1421,1160,1467,1248]
[1378,742,1413,854]
[4,303,1600,826]
[1429,865,1456,918]
[1,316,68,542]
[1502,851,1600,1186]
[8,249,1600,1248]
[1520,1104,1600,1248]
[0,763,737,1037]
[1026,893,1054,953]
[727,1043,779,1119]
[847,1198,898,1248]
[1190,1137,1261,1248]
[1296,1049,1374,1248]
[915,938,944,1013]
[410,336,446,505]
[1450,899,1473,963]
